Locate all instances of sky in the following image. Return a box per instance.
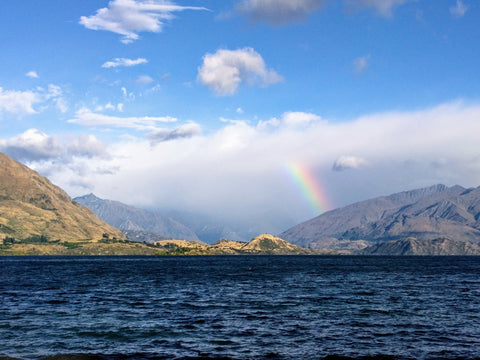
[0,0,480,235]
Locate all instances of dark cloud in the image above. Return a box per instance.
[147,123,202,144]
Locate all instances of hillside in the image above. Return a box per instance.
[0,153,125,242]
[0,232,315,256]
[281,184,480,252]
[361,237,480,255]
[152,234,315,255]
[74,194,198,242]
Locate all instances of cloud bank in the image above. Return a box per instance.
[198,48,283,95]
[5,102,480,235]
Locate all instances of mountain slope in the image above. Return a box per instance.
[281,184,480,250]
[0,153,125,242]
[361,237,480,255]
[74,194,198,242]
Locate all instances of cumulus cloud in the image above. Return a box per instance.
[332,155,368,171]
[79,0,208,43]
[0,129,63,161]
[344,0,413,17]
[353,55,370,75]
[236,0,323,25]
[102,57,148,68]
[0,129,109,163]
[198,47,283,96]
[146,122,202,143]
[26,71,39,79]
[67,108,177,131]
[450,0,467,18]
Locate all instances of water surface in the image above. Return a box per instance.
[1,256,479,359]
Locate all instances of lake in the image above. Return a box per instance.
[1,256,479,360]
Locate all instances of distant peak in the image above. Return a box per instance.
[75,193,102,201]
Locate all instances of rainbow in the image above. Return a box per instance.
[285,163,331,216]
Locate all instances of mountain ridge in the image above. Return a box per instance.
[281,184,480,252]
[0,153,125,242]
[74,193,199,242]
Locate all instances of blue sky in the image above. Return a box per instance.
[1,0,480,234]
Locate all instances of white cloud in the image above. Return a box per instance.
[198,47,283,96]
[332,155,368,171]
[353,55,370,75]
[450,0,467,18]
[26,71,39,79]
[0,129,63,161]
[102,57,148,68]
[67,134,108,158]
[344,0,413,17]
[0,87,41,115]
[67,108,177,131]
[0,85,66,116]
[236,0,323,25]
[79,0,208,44]
[258,111,322,130]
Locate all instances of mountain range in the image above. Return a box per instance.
[2,150,480,255]
[281,184,480,253]
[74,193,199,242]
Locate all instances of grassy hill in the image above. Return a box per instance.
[0,153,126,243]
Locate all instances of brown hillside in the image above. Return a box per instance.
[242,234,312,254]
[0,153,126,242]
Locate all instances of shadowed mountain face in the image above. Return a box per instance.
[0,153,125,242]
[74,194,199,242]
[281,184,480,251]
[360,237,480,255]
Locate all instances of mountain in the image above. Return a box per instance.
[281,184,480,252]
[74,194,199,242]
[0,153,125,242]
[361,237,480,255]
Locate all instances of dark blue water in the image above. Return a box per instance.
[1,256,480,360]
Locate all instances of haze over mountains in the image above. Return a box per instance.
[2,151,480,255]
[282,184,480,253]
[74,194,199,242]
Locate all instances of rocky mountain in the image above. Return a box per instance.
[0,153,125,242]
[281,184,480,252]
[74,194,199,242]
[361,237,480,255]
